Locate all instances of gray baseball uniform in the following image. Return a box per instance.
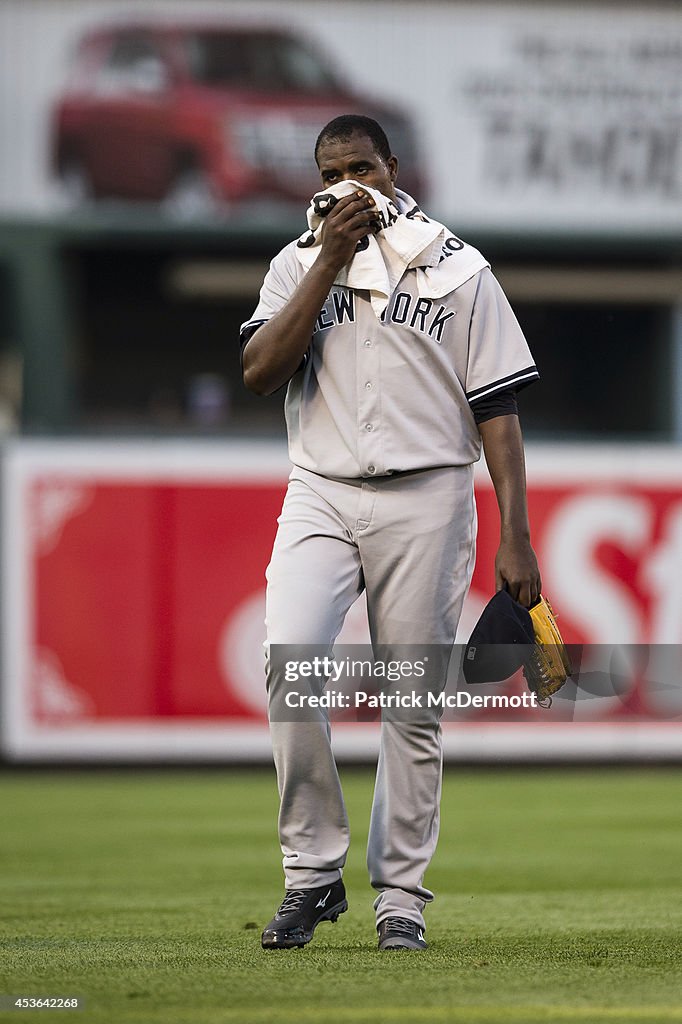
[241,188,538,928]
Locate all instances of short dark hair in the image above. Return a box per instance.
[314,115,392,164]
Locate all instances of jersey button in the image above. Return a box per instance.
[365,423,374,432]
[367,465,376,474]
[365,381,373,390]
[364,339,372,347]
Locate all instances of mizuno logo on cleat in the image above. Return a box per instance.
[315,890,332,908]
[418,930,424,941]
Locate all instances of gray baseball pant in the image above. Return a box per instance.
[265,463,476,927]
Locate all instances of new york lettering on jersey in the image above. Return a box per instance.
[313,284,456,344]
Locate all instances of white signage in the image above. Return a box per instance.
[0,1,680,233]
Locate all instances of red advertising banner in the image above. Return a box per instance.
[2,441,681,761]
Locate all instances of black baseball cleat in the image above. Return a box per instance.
[261,880,348,949]
[377,917,428,951]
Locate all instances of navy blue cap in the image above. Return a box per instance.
[463,590,535,685]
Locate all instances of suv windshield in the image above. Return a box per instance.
[184,32,339,92]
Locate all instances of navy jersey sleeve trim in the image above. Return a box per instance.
[467,365,539,404]
[239,318,269,350]
[472,388,518,424]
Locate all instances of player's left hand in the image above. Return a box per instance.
[494,535,542,608]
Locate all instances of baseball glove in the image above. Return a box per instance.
[522,596,573,708]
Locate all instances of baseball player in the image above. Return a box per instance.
[241,115,541,951]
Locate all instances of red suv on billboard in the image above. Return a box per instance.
[51,20,422,215]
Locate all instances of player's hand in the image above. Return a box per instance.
[495,535,542,608]
[318,191,379,272]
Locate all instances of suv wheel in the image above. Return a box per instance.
[161,167,219,219]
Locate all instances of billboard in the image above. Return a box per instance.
[2,439,681,762]
[0,0,680,234]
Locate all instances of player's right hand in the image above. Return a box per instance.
[318,191,378,271]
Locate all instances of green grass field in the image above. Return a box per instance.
[1,767,681,1024]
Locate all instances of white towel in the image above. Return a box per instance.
[295,180,490,317]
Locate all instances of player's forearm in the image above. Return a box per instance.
[479,413,541,604]
[243,192,379,396]
[478,414,531,537]
[242,259,340,396]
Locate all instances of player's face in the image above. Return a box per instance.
[316,132,399,202]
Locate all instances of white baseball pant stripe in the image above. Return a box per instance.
[264,463,476,927]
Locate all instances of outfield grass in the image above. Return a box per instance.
[0,767,681,1024]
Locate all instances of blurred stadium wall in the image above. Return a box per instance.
[0,0,681,763]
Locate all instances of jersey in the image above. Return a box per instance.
[241,236,538,479]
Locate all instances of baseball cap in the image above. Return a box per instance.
[463,589,535,685]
